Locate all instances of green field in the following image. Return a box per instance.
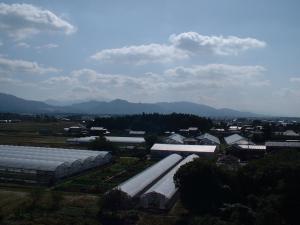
[0,149,160,224]
[0,157,175,225]
[0,121,78,148]
[0,188,101,225]
[54,157,155,194]
[0,121,183,225]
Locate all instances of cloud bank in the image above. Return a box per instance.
[0,56,60,75]
[0,3,76,40]
[169,32,266,56]
[91,32,266,65]
[37,64,268,102]
[91,44,189,65]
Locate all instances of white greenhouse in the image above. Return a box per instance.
[0,145,112,184]
[151,143,216,157]
[116,154,182,198]
[140,154,199,209]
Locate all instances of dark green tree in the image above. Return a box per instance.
[174,159,234,214]
[89,136,119,154]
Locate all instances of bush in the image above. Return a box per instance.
[89,136,119,154]
[100,189,133,211]
[175,150,300,225]
[174,159,235,214]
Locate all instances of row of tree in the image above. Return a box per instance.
[174,150,300,225]
[90,113,213,133]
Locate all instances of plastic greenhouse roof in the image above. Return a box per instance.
[151,144,216,153]
[117,154,182,197]
[265,141,300,148]
[0,145,111,172]
[143,154,198,199]
[67,136,99,143]
[105,136,145,144]
[237,145,266,150]
[0,145,109,157]
[0,157,68,172]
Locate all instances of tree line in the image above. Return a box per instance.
[90,113,213,133]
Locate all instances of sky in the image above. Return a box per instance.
[0,0,300,116]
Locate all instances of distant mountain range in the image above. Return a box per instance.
[0,93,261,117]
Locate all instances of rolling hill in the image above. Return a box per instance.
[0,93,260,117]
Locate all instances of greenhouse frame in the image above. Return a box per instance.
[140,154,199,209]
[0,145,112,184]
[116,154,182,198]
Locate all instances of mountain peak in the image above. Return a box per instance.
[110,99,129,104]
[0,93,261,117]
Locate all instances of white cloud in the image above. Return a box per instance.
[40,64,268,104]
[43,76,77,86]
[274,88,295,98]
[16,42,30,48]
[91,32,266,65]
[35,43,59,50]
[290,77,300,83]
[42,69,163,100]
[0,3,76,40]
[0,56,60,75]
[91,44,188,65]
[169,32,266,55]
[165,64,268,88]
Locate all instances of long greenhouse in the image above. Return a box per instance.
[140,154,199,209]
[116,154,182,198]
[0,145,112,184]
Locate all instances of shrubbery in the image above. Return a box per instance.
[89,136,119,154]
[175,150,300,225]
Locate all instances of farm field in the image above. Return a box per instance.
[0,157,169,225]
[0,120,183,225]
[0,121,78,148]
[54,157,156,194]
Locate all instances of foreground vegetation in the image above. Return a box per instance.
[174,150,300,225]
[0,189,101,225]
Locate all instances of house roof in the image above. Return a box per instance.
[165,133,185,144]
[197,133,220,144]
[282,130,299,136]
[224,134,246,145]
